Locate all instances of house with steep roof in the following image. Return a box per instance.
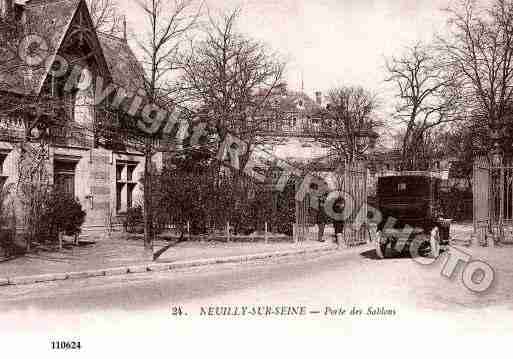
[0,0,154,237]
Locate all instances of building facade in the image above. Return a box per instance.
[0,0,156,238]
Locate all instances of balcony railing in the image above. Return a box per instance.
[0,124,25,143]
[1,105,352,151]
[48,123,94,148]
[230,111,339,138]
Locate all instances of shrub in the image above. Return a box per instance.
[440,189,473,221]
[39,192,86,242]
[124,205,144,233]
[0,183,17,257]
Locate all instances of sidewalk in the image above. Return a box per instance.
[0,234,337,286]
[0,223,477,287]
[450,222,474,244]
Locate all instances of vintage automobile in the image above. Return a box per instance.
[374,172,451,259]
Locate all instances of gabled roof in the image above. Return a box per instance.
[97,32,145,91]
[0,0,81,94]
[0,0,145,95]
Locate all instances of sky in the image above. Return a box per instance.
[123,0,453,125]
[216,0,452,95]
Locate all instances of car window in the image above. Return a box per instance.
[377,177,431,197]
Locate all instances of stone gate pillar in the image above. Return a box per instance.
[473,156,490,246]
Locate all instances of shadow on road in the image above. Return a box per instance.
[360,249,380,260]
[360,249,412,260]
[153,235,189,260]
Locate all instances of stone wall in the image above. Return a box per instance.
[0,140,161,240]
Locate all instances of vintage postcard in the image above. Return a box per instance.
[0,0,511,357]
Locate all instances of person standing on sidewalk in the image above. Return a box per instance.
[333,197,345,246]
[316,194,330,242]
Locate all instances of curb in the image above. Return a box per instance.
[0,245,338,287]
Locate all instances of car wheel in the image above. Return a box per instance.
[430,227,440,258]
[376,231,386,259]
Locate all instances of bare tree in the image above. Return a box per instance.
[316,86,379,164]
[385,43,459,170]
[180,7,286,145]
[439,0,513,157]
[16,141,52,252]
[177,8,286,235]
[134,0,202,254]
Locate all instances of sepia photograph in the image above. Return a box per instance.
[0,0,511,357]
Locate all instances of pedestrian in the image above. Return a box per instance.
[316,193,329,242]
[332,197,345,246]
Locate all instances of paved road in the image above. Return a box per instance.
[1,244,512,335]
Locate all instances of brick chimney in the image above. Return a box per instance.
[315,91,322,106]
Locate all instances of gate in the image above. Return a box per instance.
[473,156,490,244]
[339,161,368,246]
[293,186,309,242]
[293,160,368,245]
[473,155,513,244]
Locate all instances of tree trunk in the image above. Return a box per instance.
[143,139,153,256]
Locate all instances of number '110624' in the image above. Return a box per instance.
[51,341,81,350]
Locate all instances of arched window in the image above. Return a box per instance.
[72,67,94,126]
[74,86,94,126]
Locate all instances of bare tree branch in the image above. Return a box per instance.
[133,0,203,250]
[310,86,380,164]
[179,7,286,144]
[439,0,513,155]
[86,0,123,36]
[385,42,460,169]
